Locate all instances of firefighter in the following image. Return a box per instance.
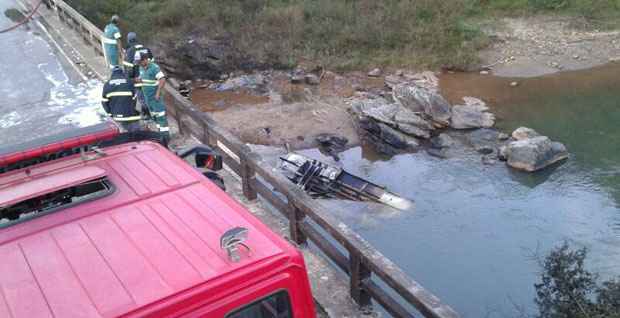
[101,66,141,132]
[123,32,153,79]
[124,32,153,119]
[102,15,123,69]
[136,52,169,143]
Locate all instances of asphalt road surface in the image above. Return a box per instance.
[0,0,104,148]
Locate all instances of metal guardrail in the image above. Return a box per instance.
[39,1,460,317]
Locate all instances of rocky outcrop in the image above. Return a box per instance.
[153,32,263,80]
[353,99,434,140]
[450,97,495,129]
[392,83,452,127]
[504,128,568,172]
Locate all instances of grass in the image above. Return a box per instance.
[65,0,620,72]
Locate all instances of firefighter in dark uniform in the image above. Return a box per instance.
[101,66,141,132]
[123,32,153,80]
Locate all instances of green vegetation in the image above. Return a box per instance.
[535,242,620,318]
[65,0,620,70]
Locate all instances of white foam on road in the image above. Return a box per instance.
[56,79,106,127]
[36,44,106,128]
[0,111,22,129]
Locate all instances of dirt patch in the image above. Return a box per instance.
[480,16,620,77]
[184,68,399,150]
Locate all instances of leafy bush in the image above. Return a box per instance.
[535,242,620,318]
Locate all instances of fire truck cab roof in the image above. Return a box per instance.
[0,123,315,318]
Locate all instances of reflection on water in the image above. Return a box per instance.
[299,65,620,317]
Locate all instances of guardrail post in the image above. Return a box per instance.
[240,156,257,200]
[350,251,372,310]
[288,203,307,245]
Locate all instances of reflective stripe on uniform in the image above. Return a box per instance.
[158,126,170,132]
[101,98,109,102]
[140,79,159,86]
[101,37,117,44]
[106,91,133,98]
[151,111,166,117]
[112,115,141,122]
[123,61,134,67]
[134,45,143,49]
[114,32,121,39]
[155,71,165,80]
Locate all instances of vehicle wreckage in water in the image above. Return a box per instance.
[279,153,414,211]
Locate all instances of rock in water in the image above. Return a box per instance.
[359,118,419,154]
[305,74,321,85]
[368,68,382,77]
[505,136,568,172]
[512,127,540,140]
[430,133,455,149]
[392,83,452,127]
[450,97,495,129]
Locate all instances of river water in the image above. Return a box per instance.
[298,65,620,317]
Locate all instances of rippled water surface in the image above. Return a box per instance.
[300,66,620,317]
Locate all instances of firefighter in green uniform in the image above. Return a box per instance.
[136,52,169,144]
[102,15,123,69]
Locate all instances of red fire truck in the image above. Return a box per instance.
[0,122,316,318]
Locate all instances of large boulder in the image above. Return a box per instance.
[512,127,540,140]
[450,97,496,129]
[359,118,419,155]
[352,99,434,139]
[392,83,452,127]
[505,136,568,172]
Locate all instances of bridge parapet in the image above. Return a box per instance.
[38,1,460,316]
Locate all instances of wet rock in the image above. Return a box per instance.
[498,133,510,141]
[450,97,495,129]
[216,74,266,92]
[498,145,508,161]
[290,74,304,84]
[431,133,455,149]
[504,136,568,172]
[427,148,448,159]
[476,145,495,155]
[316,133,348,161]
[392,83,452,127]
[359,118,419,155]
[467,128,501,149]
[305,74,321,85]
[403,71,439,88]
[384,75,402,89]
[368,68,382,77]
[482,154,498,165]
[512,127,540,140]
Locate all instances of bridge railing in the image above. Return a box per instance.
[38,1,460,317]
